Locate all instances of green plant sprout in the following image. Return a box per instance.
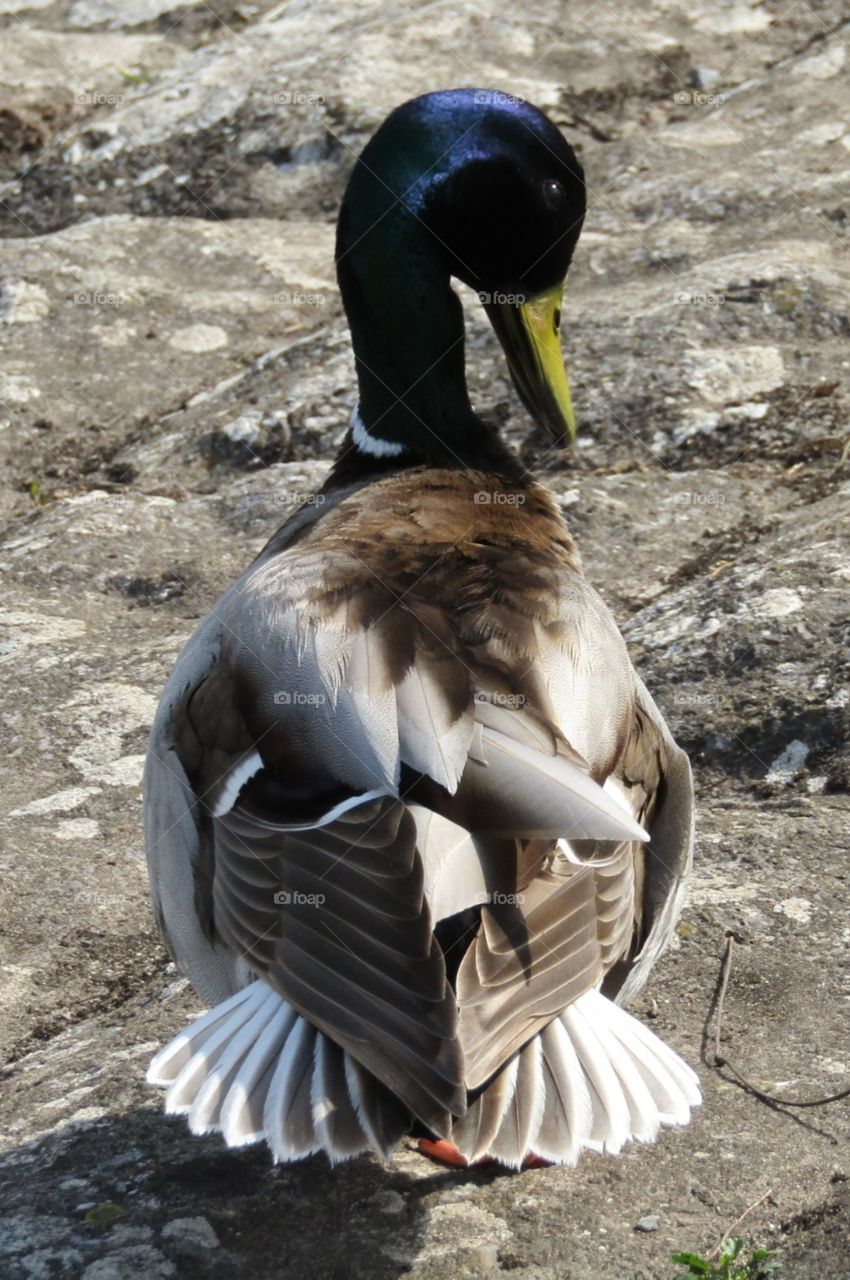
[28,479,50,506]
[672,1236,780,1279]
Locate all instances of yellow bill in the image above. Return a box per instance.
[483,281,576,446]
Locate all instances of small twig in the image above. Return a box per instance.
[713,932,850,1108]
[713,931,735,1068]
[707,1187,773,1261]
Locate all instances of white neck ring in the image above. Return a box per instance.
[350,408,405,458]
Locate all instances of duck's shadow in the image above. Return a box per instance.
[1,1105,514,1278]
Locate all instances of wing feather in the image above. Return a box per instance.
[213,795,465,1136]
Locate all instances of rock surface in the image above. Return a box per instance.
[1,1,849,1277]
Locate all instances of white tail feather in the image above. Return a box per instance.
[160,984,270,1114]
[310,1034,362,1163]
[146,983,258,1086]
[187,985,281,1135]
[221,1001,297,1145]
[451,986,700,1167]
[148,980,380,1164]
[263,1015,321,1161]
[534,1017,592,1163]
[147,981,699,1168]
[561,999,632,1152]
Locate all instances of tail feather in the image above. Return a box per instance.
[220,1002,297,1145]
[600,994,699,1123]
[158,984,271,1114]
[312,1036,371,1160]
[589,1009,660,1144]
[146,981,699,1168]
[188,987,286,1136]
[449,987,700,1168]
[452,1055,517,1162]
[264,1015,321,1160]
[487,1036,545,1166]
[147,980,407,1164]
[147,983,259,1088]
[343,1053,410,1159]
[533,1018,592,1163]
[562,999,632,1151]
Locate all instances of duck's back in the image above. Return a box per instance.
[218,467,634,780]
[144,466,697,1167]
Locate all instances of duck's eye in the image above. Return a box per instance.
[543,178,566,210]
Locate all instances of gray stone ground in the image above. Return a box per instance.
[1,1,849,1277]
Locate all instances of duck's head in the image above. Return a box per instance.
[336,88,586,468]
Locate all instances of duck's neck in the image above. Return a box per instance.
[338,238,478,460]
[334,144,517,476]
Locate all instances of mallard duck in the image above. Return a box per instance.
[145,87,699,1170]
